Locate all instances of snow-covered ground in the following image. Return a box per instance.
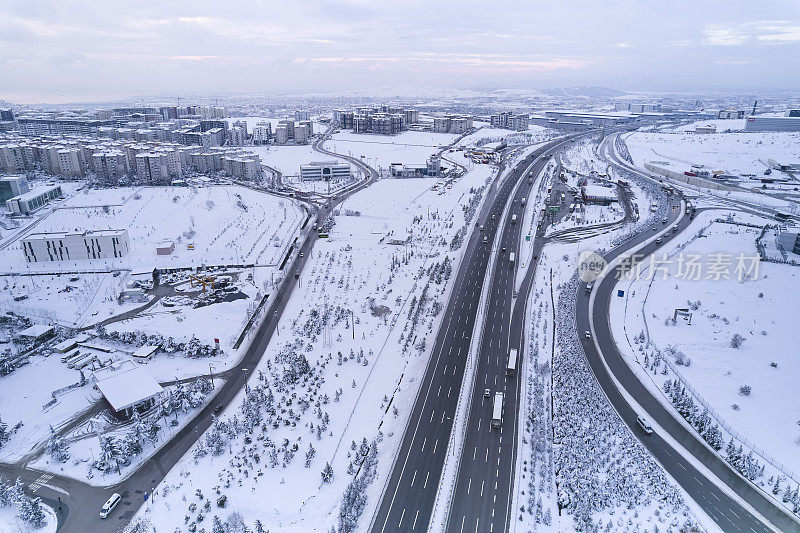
[625,129,800,178]
[326,130,458,171]
[128,164,497,532]
[0,185,304,272]
[0,501,56,533]
[0,353,95,464]
[610,212,800,478]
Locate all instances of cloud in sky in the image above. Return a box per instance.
[0,0,798,101]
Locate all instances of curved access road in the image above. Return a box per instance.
[576,194,800,532]
[0,134,378,533]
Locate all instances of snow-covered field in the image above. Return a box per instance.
[128,164,497,532]
[625,129,800,178]
[0,185,304,272]
[610,213,800,478]
[326,130,458,170]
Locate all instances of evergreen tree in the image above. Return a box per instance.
[321,462,334,483]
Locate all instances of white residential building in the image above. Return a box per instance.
[253,122,272,144]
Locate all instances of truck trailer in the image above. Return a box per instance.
[491,392,504,428]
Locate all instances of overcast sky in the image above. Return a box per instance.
[1,0,799,103]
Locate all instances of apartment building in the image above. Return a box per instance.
[252,122,272,145]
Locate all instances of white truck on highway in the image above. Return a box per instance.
[509,252,515,266]
[521,197,526,206]
[511,214,517,224]
[506,348,518,376]
[491,392,504,429]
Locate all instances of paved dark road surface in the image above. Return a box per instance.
[371,136,584,533]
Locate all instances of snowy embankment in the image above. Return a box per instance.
[510,145,703,531]
[512,243,699,532]
[127,163,497,532]
[609,211,800,517]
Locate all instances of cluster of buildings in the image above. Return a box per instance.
[490,112,530,131]
[334,106,420,135]
[0,133,262,183]
[389,155,442,178]
[432,115,474,134]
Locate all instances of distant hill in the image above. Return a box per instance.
[540,86,628,98]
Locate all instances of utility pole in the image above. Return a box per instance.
[351,309,355,339]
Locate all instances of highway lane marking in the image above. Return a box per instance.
[678,462,686,470]
[410,470,417,487]
[412,510,419,530]
[453,366,456,375]
[481,480,485,497]
[485,448,489,462]
[467,478,471,495]
[711,492,721,502]
[441,411,446,423]
[473,446,477,460]
[477,419,481,431]
[443,365,447,374]
[398,508,406,528]
[424,471,430,488]
[437,385,441,397]
[421,437,427,452]
[429,410,435,423]
[475,518,480,533]
[460,515,466,533]
[730,508,740,519]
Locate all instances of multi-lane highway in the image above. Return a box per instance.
[371,136,582,533]
[0,141,378,533]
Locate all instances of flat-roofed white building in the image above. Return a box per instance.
[6,184,62,214]
[21,228,130,262]
[300,161,351,181]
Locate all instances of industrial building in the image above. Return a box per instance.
[0,175,29,203]
[745,116,800,132]
[6,184,63,214]
[299,161,351,181]
[21,229,130,263]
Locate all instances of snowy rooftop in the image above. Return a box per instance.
[582,184,617,199]
[96,366,163,412]
[16,324,54,338]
